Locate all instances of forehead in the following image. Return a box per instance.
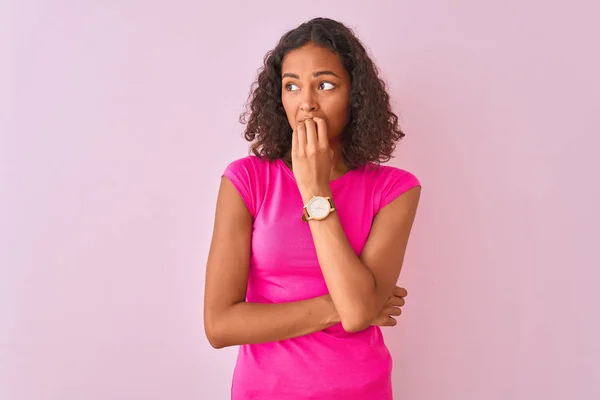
[281,43,347,75]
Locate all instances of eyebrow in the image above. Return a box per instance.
[282,70,341,79]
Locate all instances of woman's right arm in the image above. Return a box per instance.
[203,176,340,349]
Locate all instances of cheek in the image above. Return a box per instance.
[325,98,350,131]
[281,96,297,125]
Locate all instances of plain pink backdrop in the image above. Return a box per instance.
[2,1,599,399]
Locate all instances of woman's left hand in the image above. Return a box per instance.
[291,117,334,202]
[371,286,408,327]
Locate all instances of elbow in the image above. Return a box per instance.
[339,311,374,333]
[205,328,224,349]
[206,333,226,349]
[341,319,371,333]
[338,298,377,333]
[204,320,229,349]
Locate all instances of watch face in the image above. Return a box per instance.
[307,197,330,219]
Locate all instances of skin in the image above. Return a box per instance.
[280,42,351,180]
[284,43,421,332]
[203,43,418,348]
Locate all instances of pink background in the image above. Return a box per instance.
[2,1,599,399]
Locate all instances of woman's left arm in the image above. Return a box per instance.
[293,117,421,333]
[306,185,421,333]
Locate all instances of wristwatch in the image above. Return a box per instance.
[302,196,336,222]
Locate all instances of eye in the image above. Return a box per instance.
[319,81,335,91]
[285,83,299,92]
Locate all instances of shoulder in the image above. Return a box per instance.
[222,155,278,183]
[224,155,272,175]
[361,163,420,188]
[221,155,276,218]
[358,163,421,212]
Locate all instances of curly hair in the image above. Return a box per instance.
[239,17,406,169]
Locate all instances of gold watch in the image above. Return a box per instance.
[302,196,336,222]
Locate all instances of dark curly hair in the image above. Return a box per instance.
[239,17,406,169]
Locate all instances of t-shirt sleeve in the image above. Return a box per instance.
[222,157,257,218]
[377,168,421,213]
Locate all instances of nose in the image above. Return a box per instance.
[299,89,318,113]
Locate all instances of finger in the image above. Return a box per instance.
[374,315,398,327]
[372,316,390,327]
[389,296,405,307]
[385,307,402,317]
[303,118,317,151]
[393,286,408,298]
[313,117,328,147]
[297,121,307,154]
[292,127,299,156]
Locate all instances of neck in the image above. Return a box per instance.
[328,141,349,180]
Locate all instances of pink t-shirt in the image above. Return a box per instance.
[222,155,420,400]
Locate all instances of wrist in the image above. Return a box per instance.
[320,294,341,327]
[299,185,332,204]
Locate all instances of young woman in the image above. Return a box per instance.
[204,17,422,400]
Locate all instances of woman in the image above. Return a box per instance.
[204,17,421,400]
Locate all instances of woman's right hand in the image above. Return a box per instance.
[371,286,407,327]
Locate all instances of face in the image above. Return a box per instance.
[281,42,351,141]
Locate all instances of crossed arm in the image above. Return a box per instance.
[303,184,421,332]
[203,177,420,348]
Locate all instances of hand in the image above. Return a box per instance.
[371,286,408,327]
[291,117,334,202]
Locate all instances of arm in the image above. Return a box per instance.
[203,176,340,349]
[290,117,422,333]
[302,185,421,333]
